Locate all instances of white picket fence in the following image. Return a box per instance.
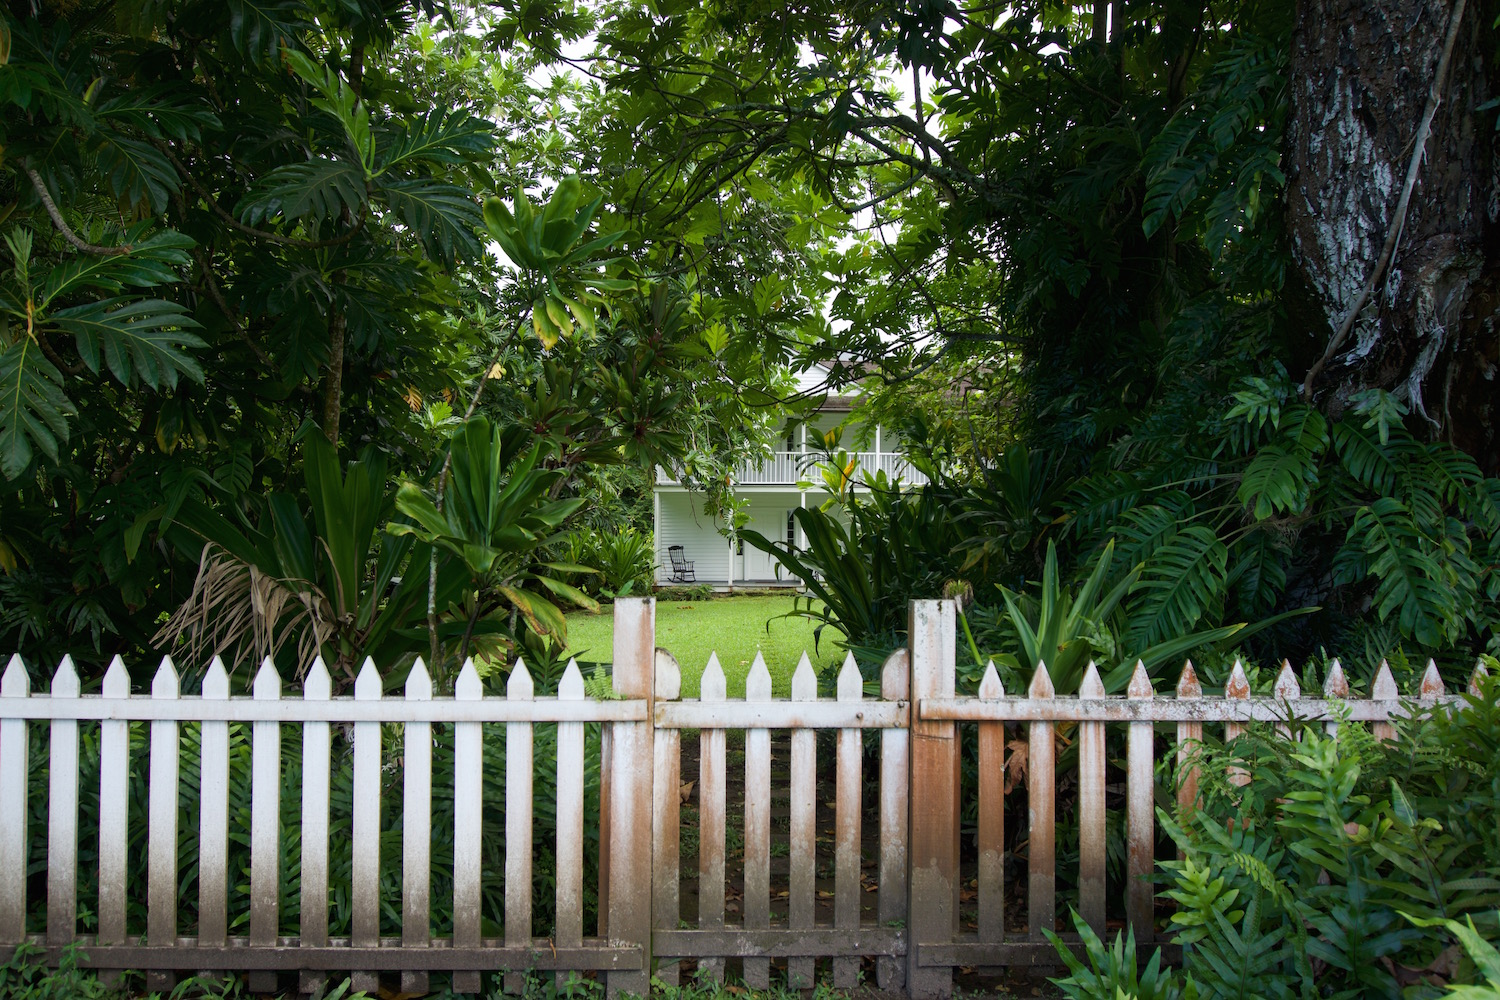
[0,599,1483,998]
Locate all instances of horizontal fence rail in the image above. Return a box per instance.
[0,598,1487,999]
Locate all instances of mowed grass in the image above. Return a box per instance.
[562,594,846,697]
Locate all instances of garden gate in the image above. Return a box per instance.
[0,599,1479,998]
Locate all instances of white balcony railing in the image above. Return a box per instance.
[657,451,928,487]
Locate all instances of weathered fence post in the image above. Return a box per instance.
[878,649,911,992]
[607,597,655,998]
[1126,662,1155,941]
[402,659,433,996]
[742,652,772,990]
[0,656,28,947]
[1175,662,1203,827]
[788,653,818,990]
[97,657,129,986]
[249,659,283,995]
[975,661,1005,949]
[504,658,535,996]
[301,657,333,996]
[351,658,383,996]
[1027,662,1056,943]
[47,657,80,948]
[147,657,180,994]
[651,650,684,987]
[698,654,728,983]
[199,658,230,983]
[1077,662,1106,936]
[556,659,588,992]
[833,653,865,989]
[907,599,957,999]
[452,659,484,995]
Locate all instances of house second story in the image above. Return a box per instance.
[654,366,928,492]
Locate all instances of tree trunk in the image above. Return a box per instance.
[321,308,346,445]
[1286,0,1498,472]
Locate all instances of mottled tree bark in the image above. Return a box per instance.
[1287,0,1498,472]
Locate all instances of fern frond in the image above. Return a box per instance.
[1127,524,1229,649]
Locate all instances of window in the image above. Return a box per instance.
[786,510,796,549]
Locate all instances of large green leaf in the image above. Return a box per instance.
[0,337,74,478]
[1336,497,1454,647]
[51,298,205,389]
[236,159,368,226]
[378,178,485,264]
[1127,524,1229,649]
[377,110,495,170]
[91,132,179,214]
[226,0,307,61]
[38,230,196,307]
[303,434,390,620]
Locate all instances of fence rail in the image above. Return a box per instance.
[0,599,1485,999]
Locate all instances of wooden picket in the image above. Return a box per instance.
[0,597,1486,998]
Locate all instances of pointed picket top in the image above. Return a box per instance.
[745,652,772,701]
[507,657,534,700]
[1078,661,1105,699]
[558,659,585,700]
[51,654,80,698]
[102,655,130,698]
[1371,660,1399,700]
[978,660,1005,700]
[836,652,862,701]
[253,657,282,700]
[1,653,27,697]
[1273,660,1300,700]
[1419,659,1446,698]
[152,655,179,698]
[202,656,231,700]
[1028,660,1055,699]
[1127,661,1153,699]
[1225,659,1251,699]
[1176,661,1202,698]
[405,657,432,700]
[1323,659,1349,699]
[655,649,682,701]
[700,653,727,702]
[455,658,483,700]
[303,656,332,700]
[354,657,381,700]
[1470,658,1490,698]
[880,648,910,701]
[791,652,818,701]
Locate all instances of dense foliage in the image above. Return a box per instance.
[1045,669,1500,999]
[0,0,805,682]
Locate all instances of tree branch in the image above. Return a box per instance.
[25,168,131,256]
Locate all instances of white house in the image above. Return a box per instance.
[652,367,926,588]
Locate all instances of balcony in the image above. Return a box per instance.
[657,451,928,488]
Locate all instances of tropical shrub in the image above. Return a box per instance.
[1145,670,1500,998]
[740,483,969,660]
[561,527,656,599]
[1045,908,1184,1000]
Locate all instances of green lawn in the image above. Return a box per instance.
[562,594,846,697]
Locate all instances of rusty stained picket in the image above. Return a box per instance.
[0,598,1487,998]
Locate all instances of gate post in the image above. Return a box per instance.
[907,600,958,999]
[607,598,655,998]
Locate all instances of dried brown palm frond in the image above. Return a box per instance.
[154,544,330,676]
